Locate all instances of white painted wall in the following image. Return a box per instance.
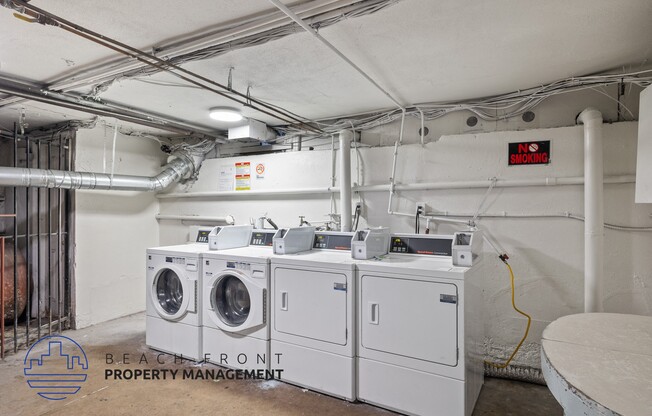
[636,86,652,202]
[159,121,652,369]
[74,126,165,328]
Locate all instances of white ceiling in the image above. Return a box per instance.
[0,0,651,133]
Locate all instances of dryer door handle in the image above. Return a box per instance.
[369,302,379,325]
[280,291,288,311]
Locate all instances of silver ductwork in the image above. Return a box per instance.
[0,152,203,192]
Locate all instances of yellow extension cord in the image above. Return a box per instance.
[485,261,532,369]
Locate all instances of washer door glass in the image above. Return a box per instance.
[156,269,183,315]
[214,275,251,326]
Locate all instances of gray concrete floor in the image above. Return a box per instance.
[0,313,562,415]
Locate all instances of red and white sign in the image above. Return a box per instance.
[508,141,551,166]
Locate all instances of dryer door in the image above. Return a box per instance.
[360,274,459,366]
[151,264,192,321]
[208,271,264,332]
[273,267,348,346]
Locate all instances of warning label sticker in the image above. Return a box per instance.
[235,162,251,190]
[508,141,551,166]
[235,162,251,175]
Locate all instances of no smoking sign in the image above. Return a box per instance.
[508,140,551,166]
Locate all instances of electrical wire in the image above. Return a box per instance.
[353,204,361,231]
[432,212,652,232]
[6,0,321,133]
[485,260,532,369]
[277,69,652,141]
[590,86,636,120]
[62,0,401,108]
[472,178,497,224]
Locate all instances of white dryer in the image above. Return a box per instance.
[356,233,484,416]
[270,231,358,401]
[146,225,252,361]
[201,229,279,371]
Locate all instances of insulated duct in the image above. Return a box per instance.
[577,108,604,313]
[0,152,202,192]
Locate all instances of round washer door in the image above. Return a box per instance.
[151,265,191,321]
[209,271,264,332]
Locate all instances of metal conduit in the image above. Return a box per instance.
[268,0,405,111]
[0,76,220,139]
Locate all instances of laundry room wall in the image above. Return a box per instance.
[158,119,652,370]
[74,125,165,329]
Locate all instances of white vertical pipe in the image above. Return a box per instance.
[578,108,604,313]
[330,134,336,216]
[398,109,406,144]
[339,130,353,231]
[418,107,425,146]
[110,122,118,185]
[387,140,399,214]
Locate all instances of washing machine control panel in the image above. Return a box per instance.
[165,256,186,264]
[195,229,211,243]
[389,235,453,256]
[313,232,353,250]
[250,230,276,246]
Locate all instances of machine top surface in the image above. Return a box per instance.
[355,255,470,279]
[202,244,275,262]
[147,243,210,256]
[270,249,356,270]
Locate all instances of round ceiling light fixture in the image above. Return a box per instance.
[209,107,243,122]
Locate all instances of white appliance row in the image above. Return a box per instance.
[145,225,255,360]
[146,226,484,416]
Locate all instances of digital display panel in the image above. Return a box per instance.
[250,231,275,246]
[313,233,352,250]
[196,230,210,243]
[389,236,452,256]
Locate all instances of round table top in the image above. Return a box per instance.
[541,313,652,416]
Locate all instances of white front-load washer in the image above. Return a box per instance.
[146,225,252,361]
[146,244,204,360]
[201,229,279,371]
[356,233,484,416]
[270,231,357,401]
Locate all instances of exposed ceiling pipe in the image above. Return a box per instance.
[15,0,363,96]
[267,0,406,111]
[339,129,353,231]
[4,0,321,133]
[0,151,203,192]
[0,76,221,139]
[577,107,604,313]
[156,214,235,224]
[155,175,635,199]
